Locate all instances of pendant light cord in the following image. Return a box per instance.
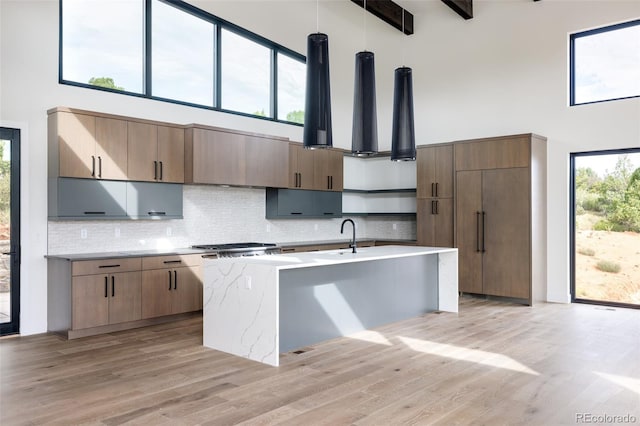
[363,0,367,51]
[401,8,406,66]
[316,0,319,33]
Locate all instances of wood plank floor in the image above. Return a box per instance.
[1,296,639,425]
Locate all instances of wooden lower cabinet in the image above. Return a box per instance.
[416,198,453,247]
[142,265,202,319]
[72,271,142,329]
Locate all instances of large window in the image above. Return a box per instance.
[221,29,271,116]
[60,0,305,125]
[570,19,640,105]
[61,0,144,93]
[152,0,214,106]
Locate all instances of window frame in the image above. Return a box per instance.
[58,0,305,126]
[569,19,640,106]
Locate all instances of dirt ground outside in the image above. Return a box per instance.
[575,213,640,305]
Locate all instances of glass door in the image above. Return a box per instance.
[571,148,640,308]
[0,127,20,335]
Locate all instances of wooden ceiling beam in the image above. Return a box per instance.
[441,0,473,20]
[350,0,414,35]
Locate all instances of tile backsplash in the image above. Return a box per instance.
[47,185,416,255]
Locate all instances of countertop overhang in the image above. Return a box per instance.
[204,245,456,270]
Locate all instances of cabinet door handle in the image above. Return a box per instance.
[431,182,435,197]
[431,200,436,215]
[298,173,302,188]
[104,276,108,298]
[482,211,486,253]
[476,211,481,253]
[91,156,96,177]
[84,211,106,215]
[290,212,302,215]
[168,270,172,290]
[154,161,158,180]
[163,260,182,264]
[98,156,102,178]
[111,275,115,297]
[159,161,163,181]
[330,175,333,189]
[99,264,121,268]
[148,211,166,216]
[435,182,439,197]
[174,270,177,290]
[327,175,330,189]
[435,200,439,215]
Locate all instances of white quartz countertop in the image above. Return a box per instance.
[203,245,457,270]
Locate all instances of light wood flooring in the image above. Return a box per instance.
[1,296,639,425]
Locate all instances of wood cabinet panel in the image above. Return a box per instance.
[327,149,344,191]
[108,272,142,324]
[95,117,128,180]
[142,254,202,270]
[127,122,158,182]
[71,270,141,329]
[172,267,202,314]
[72,257,141,276]
[289,144,316,189]
[245,136,289,188]
[417,145,453,198]
[417,198,453,248]
[72,275,110,329]
[482,168,530,299]
[455,170,483,294]
[157,126,185,183]
[186,128,246,185]
[455,137,530,171]
[141,269,174,319]
[56,112,97,179]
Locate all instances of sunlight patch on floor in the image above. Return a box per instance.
[594,371,640,395]
[397,336,540,375]
[347,329,393,346]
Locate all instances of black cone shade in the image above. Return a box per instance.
[390,66,416,161]
[352,51,378,156]
[303,33,332,149]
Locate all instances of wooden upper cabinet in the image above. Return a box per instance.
[417,145,453,198]
[245,136,289,188]
[127,122,158,182]
[455,135,530,171]
[289,143,316,189]
[289,144,343,191]
[157,126,184,183]
[316,149,343,191]
[51,111,129,181]
[53,111,97,179]
[185,126,289,188]
[95,117,128,181]
[128,123,184,183]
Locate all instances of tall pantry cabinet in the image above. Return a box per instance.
[454,134,546,305]
[416,145,454,247]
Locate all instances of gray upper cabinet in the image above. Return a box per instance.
[50,178,127,219]
[49,178,183,220]
[126,182,183,219]
[266,188,342,219]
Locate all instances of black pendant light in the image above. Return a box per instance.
[390,8,415,162]
[303,32,333,149]
[390,66,416,161]
[351,0,378,157]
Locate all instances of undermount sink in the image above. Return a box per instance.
[325,248,368,255]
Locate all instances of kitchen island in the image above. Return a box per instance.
[203,245,458,366]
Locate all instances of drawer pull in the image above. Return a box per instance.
[111,276,115,297]
[168,270,172,290]
[99,264,121,268]
[84,211,106,215]
[174,270,177,290]
[163,260,182,264]
[104,276,108,298]
[148,211,166,215]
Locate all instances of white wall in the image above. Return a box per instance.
[1,0,639,333]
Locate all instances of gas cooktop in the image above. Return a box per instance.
[191,242,278,251]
